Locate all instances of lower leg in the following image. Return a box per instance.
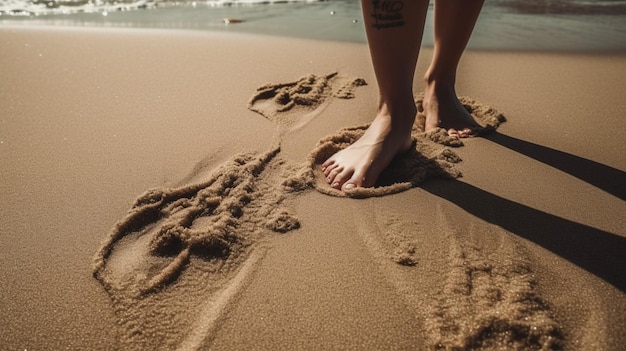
[322,0,429,191]
[423,0,485,137]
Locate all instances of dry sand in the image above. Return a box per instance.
[1,26,625,350]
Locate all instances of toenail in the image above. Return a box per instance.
[332,182,340,188]
[344,183,356,190]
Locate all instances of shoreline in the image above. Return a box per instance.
[1,26,625,350]
[3,1,626,53]
[4,22,626,55]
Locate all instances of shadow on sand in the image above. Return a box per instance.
[422,132,626,292]
[487,132,626,201]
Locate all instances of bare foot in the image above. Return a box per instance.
[422,79,481,138]
[322,103,415,191]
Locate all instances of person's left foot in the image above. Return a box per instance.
[422,80,481,138]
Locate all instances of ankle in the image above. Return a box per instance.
[376,100,417,130]
[378,96,417,115]
[423,79,459,105]
[424,70,456,91]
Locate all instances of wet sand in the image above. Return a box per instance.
[1,26,625,350]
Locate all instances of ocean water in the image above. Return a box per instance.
[1,0,626,52]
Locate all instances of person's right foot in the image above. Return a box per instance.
[322,102,416,191]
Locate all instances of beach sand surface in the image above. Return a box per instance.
[1,27,625,350]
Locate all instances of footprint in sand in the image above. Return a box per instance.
[247,72,367,128]
[353,202,563,350]
[92,146,304,349]
[427,235,564,350]
[93,146,299,295]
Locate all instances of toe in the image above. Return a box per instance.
[458,127,479,138]
[448,128,461,138]
[326,166,343,184]
[342,170,367,191]
[321,159,335,173]
[331,167,359,190]
[342,182,357,191]
[331,171,350,189]
[323,162,338,177]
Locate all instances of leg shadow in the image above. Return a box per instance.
[486,132,626,201]
[422,180,626,293]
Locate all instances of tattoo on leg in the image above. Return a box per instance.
[371,0,406,29]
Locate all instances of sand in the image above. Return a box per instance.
[1,26,625,350]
